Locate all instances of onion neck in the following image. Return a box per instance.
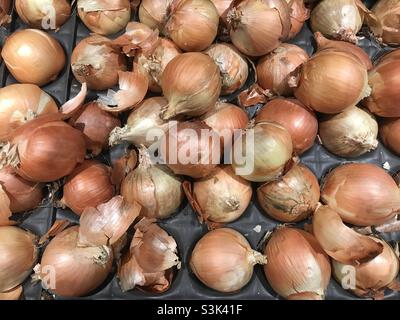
[248,250,267,266]
[109,125,137,146]
[227,7,242,30]
[138,146,153,169]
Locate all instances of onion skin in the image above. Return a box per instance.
[255,98,317,154]
[263,227,331,300]
[61,161,115,216]
[371,0,400,45]
[257,164,320,223]
[138,0,173,31]
[380,117,400,155]
[321,163,400,226]
[256,44,309,97]
[286,0,310,39]
[0,226,38,292]
[1,29,66,86]
[190,228,267,293]
[0,0,11,25]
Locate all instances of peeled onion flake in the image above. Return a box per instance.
[237,84,272,108]
[313,205,383,265]
[78,196,141,247]
[59,83,88,116]
[0,285,22,300]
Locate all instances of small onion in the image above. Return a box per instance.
[0,226,38,292]
[255,98,317,155]
[0,84,58,138]
[256,44,309,97]
[15,0,71,29]
[61,161,115,216]
[319,106,378,158]
[205,43,249,95]
[1,29,66,86]
[69,102,121,156]
[294,50,370,114]
[138,0,173,31]
[38,226,113,297]
[71,35,127,90]
[77,0,131,36]
[190,228,267,293]
[226,0,291,56]
[161,53,221,120]
[321,163,400,226]
[257,164,320,223]
[286,0,310,39]
[333,238,400,299]
[232,121,293,183]
[380,117,400,155]
[371,0,400,45]
[263,227,331,300]
[121,147,184,219]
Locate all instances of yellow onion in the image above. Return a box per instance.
[15,0,71,29]
[61,161,115,216]
[0,0,11,26]
[333,238,400,299]
[0,166,43,213]
[380,117,400,155]
[183,165,252,226]
[1,29,66,86]
[0,286,22,300]
[264,227,331,300]
[0,226,38,292]
[71,35,127,91]
[77,0,131,35]
[319,106,378,158]
[161,53,221,120]
[294,50,370,114]
[205,43,249,95]
[286,0,310,38]
[121,147,184,219]
[164,0,219,51]
[138,0,173,31]
[257,164,320,222]
[0,84,58,138]
[69,102,121,156]
[109,97,169,148]
[232,121,293,183]
[37,226,113,297]
[226,0,291,57]
[255,98,317,155]
[190,228,267,293]
[321,163,400,226]
[371,0,400,45]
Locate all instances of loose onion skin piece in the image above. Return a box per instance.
[263,227,331,300]
[371,0,400,45]
[380,117,400,155]
[286,0,310,39]
[321,163,400,226]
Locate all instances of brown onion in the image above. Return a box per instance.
[161,53,221,120]
[71,35,127,90]
[319,106,378,158]
[15,0,71,29]
[69,102,121,156]
[255,98,317,154]
[190,228,266,293]
[257,164,320,222]
[256,44,309,97]
[184,165,252,226]
[226,0,291,57]
[0,226,38,292]
[263,227,331,300]
[232,121,293,183]
[1,29,66,86]
[286,0,310,38]
[371,0,400,45]
[0,0,11,26]
[205,43,249,95]
[77,0,131,35]
[380,117,400,155]
[294,50,370,114]
[138,0,173,31]
[321,163,400,226]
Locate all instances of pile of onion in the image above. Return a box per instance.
[380,117,400,155]
[371,0,400,45]
[286,0,310,39]
[190,228,266,293]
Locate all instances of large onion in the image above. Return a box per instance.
[371,0,400,45]
[380,117,400,155]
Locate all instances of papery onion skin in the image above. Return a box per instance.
[255,98,317,155]
[257,164,320,222]
[380,117,400,155]
[205,43,249,95]
[0,84,58,138]
[232,121,293,183]
[226,0,291,57]
[15,0,71,29]
[190,228,266,293]
[256,44,309,97]
[321,163,400,226]
[263,227,331,300]
[161,52,221,120]
[138,0,172,31]
[371,0,400,45]
[39,226,113,297]
[0,226,38,292]
[294,50,370,114]
[1,29,66,86]
[61,161,115,216]
[319,106,378,158]
[286,0,310,39]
